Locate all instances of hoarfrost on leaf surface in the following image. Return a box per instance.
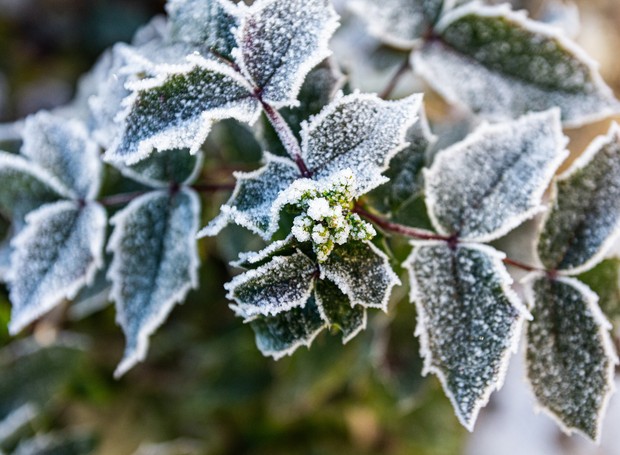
[119,148,203,188]
[301,93,422,195]
[8,201,107,334]
[525,275,617,442]
[314,279,367,343]
[198,153,299,239]
[250,295,326,359]
[537,123,620,274]
[226,250,317,318]
[404,242,528,430]
[320,241,400,312]
[425,110,567,242]
[234,0,340,108]
[22,112,102,200]
[413,3,620,126]
[106,56,261,165]
[108,189,200,377]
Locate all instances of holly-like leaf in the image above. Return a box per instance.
[425,109,567,242]
[21,112,102,200]
[320,241,400,312]
[350,0,445,49]
[525,276,617,441]
[225,250,317,318]
[301,93,422,194]
[119,148,203,188]
[537,123,620,274]
[198,153,299,239]
[250,295,326,359]
[108,189,200,377]
[315,279,367,343]
[413,3,620,126]
[105,56,261,164]
[233,0,340,108]
[404,242,529,430]
[166,0,238,60]
[8,201,107,334]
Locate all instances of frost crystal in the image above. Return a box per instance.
[537,123,620,274]
[315,279,367,343]
[302,93,422,194]
[108,189,200,377]
[413,3,620,126]
[8,201,107,334]
[425,109,567,242]
[404,242,529,430]
[526,276,618,442]
[234,0,340,107]
[118,148,202,188]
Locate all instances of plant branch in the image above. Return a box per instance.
[99,182,235,207]
[380,59,411,100]
[192,182,236,192]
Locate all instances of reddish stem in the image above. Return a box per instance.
[379,59,412,100]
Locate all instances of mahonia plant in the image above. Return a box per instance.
[1,0,620,443]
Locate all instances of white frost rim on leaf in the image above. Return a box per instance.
[225,250,316,319]
[404,240,531,431]
[430,2,620,128]
[231,235,295,268]
[0,403,38,443]
[314,284,368,344]
[108,189,201,378]
[320,240,401,313]
[522,274,619,443]
[533,122,620,275]
[0,151,73,201]
[197,152,299,239]
[115,151,205,189]
[232,0,340,109]
[105,55,260,165]
[424,109,569,242]
[8,201,107,334]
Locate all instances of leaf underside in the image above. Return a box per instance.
[526,276,617,441]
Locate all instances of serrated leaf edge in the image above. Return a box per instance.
[404,240,531,431]
[115,151,205,189]
[231,235,295,268]
[107,189,201,378]
[314,285,368,344]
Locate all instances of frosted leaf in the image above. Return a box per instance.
[225,250,317,318]
[537,123,620,274]
[525,276,617,442]
[232,236,296,269]
[21,112,102,200]
[425,110,568,242]
[118,148,203,188]
[301,93,422,194]
[107,189,200,377]
[413,3,620,127]
[234,0,340,107]
[198,153,299,239]
[250,295,326,359]
[8,201,107,334]
[68,258,111,321]
[403,242,529,430]
[167,0,238,60]
[106,56,261,164]
[320,241,400,312]
[315,279,366,343]
[12,432,95,455]
[350,0,445,49]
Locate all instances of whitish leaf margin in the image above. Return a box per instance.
[314,286,368,344]
[404,240,531,430]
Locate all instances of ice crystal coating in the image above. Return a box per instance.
[199,153,299,239]
[119,148,202,188]
[21,112,102,200]
[8,201,107,334]
[525,276,617,442]
[301,93,422,194]
[234,0,340,107]
[425,110,568,242]
[537,123,620,274]
[226,251,317,318]
[320,241,400,312]
[250,295,326,359]
[350,0,445,49]
[106,56,261,164]
[404,242,529,430]
[288,170,376,262]
[167,0,238,59]
[413,3,620,126]
[314,279,367,343]
[108,189,200,377]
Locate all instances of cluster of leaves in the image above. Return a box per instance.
[1,0,620,447]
